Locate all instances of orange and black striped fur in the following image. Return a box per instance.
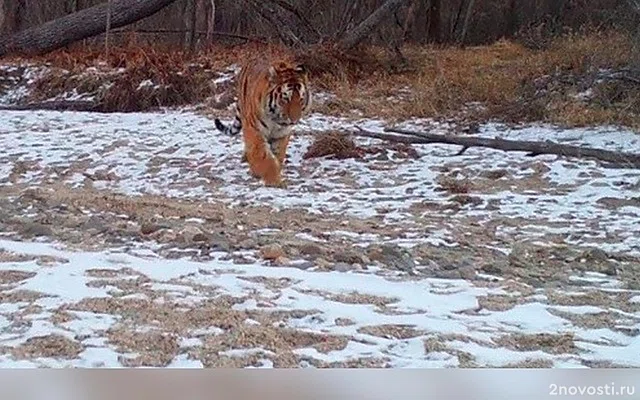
[214,59,311,188]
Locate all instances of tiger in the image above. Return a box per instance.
[214,59,312,188]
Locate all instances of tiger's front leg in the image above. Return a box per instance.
[243,126,284,187]
[270,135,291,167]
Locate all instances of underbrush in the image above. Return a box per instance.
[312,30,638,129]
[1,30,638,129]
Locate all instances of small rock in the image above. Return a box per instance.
[459,266,476,280]
[581,248,609,263]
[260,244,285,260]
[314,258,332,269]
[334,249,368,265]
[140,222,162,235]
[442,263,458,271]
[290,261,314,270]
[481,264,504,275]
[233,255,255,265]
[177,226,203,244]
[335,318,355,326]
[299,243,325,259]
[275,256,291,265]
[367,244,415,272]
[238,238,258,250]
[333,262,356,272]
[20,222,53,237]
[209,233,231,253]
[84,216,108,233]
[434,270,461,279]
[192,232,210,242]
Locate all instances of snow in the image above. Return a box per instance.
[0,103,639,367]
[0,237,637,368]
[1,110,638,253]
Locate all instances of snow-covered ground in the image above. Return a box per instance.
[0,108,639,368]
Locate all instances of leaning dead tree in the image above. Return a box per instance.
[628,0,640,69]
[353,127,640,169]
[0,0,179,57]
[337,0,412,50]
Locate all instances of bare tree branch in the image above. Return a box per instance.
[246,0,301,47]
[269,0,321,40]
[351,127,640,169]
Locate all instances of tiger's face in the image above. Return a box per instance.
[267,62,311,127]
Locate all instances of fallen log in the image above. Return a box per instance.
[351,126,640,169]
[0,0,179,57]
[0,101,100,112]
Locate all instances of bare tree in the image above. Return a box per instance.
[458,0,476,46]
[427,0,441,43]
[628,0,640,70]
[0,0,179,57]
[206,0,216,43]
[337,0,412,50]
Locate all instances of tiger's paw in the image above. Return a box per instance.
[264,178,288,189]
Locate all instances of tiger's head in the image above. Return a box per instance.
[266,61,311,127]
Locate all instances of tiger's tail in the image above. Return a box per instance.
[214,104,242,136]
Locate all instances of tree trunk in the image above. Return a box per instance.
[0,0,25,36]
[629,0,640,70]
[337,0,412,50]
[206,0,216,43]
[458,0,476,46]
[505,0,517,38]
[0,0,180,57]
[183,0,198,51]
[427,0,441,43]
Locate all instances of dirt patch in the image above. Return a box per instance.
[298,289,400,308]
[477,294,531,312]
[502,358,554,368]
[0,290,50,303]
[546,290,640,314]
[548,309,639,336]
[0,251,36,263]
[9,335,84,360]
[308,356,392,368]
[0,270,36,284]
[358,324,426,339]
[495,332,578,355]
[237,276,301,291]
[85,268,141,278]
[205,325,349,354]
[49,310,78,325]
[108,329,180,367]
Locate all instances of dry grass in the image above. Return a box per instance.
[4,29,638,128]
[303,131,420,160]
[309,30,637,128]
[302,131,366,160]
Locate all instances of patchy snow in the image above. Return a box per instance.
[0,107,639,367]
[1,110,639,255]
[0,238,637,368]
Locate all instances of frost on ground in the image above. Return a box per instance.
[0,108,639,368]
